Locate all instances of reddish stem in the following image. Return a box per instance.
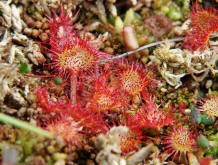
[71,73,77,105]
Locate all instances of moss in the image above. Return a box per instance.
[0,124,67,164]
[52,153,67,161]
[197,135,209,149]
[156,86,195,109]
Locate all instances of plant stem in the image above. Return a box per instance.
[0,113,53,138]
[71,73,77,105]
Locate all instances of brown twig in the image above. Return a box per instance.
[98,37,185,62]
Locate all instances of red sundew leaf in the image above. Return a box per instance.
[119,130,144,154]
[45,3,112,79]
[48,36,112,79]
[68,104,110,135]
[35,87,58,113]
[35,87,69,113]
[46,4,79,47]
[137,108,173,130]
[116,60,154,97]
[184,2,218,52]
[126,96,174,132]
[178,102,187,114]
[162,126,197,162]
[82,71,129,113]
[199,157,212,165]
[197,97,218,117]
[44,115,83,146]
[119,118,148,155]
[36,87,109,135]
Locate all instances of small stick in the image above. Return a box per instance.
[98,37,184,62]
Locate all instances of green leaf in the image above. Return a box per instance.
[108,14,115,25]
[124,8,135,25]
[115,16,124,34]
[54,77,62,85]
[19,60,31,74]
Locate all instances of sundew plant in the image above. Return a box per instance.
[0,0,217,164]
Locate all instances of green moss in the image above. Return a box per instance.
[200,114,215,125]
[0,124,68,164]
[52,153,67,160]
[168,10,182,20]
[197,135,209,149]
[161,6,170,15]
[167,3,183,20]
[205,146,218,157]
